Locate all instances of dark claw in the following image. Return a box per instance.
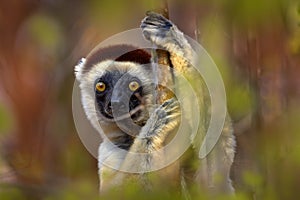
[140,12,173,30]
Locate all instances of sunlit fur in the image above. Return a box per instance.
[75,47,181,191]
[75,12,235,194]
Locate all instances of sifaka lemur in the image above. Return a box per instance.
[75,12,235,195]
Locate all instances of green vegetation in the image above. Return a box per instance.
[0,0,299,199]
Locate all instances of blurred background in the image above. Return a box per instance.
[0,0,300,199]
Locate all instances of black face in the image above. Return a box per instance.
[94,70,144,122]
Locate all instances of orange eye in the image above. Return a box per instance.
[95,82,106,92]
[129,81,140,91]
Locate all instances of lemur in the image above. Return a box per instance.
[75,12,235,195]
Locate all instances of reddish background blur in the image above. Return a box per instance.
[0,0,300,199]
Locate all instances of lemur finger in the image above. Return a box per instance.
[152,99,179,125]
[160,98,181,124]
[161,97,177,106]
[141,12,174,42]
[142,12,173,29]
[162,98,180,111]
[141,18,172,30]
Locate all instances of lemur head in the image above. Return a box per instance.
[75,45,154,134]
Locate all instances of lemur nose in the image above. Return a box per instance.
[109,100,127,111]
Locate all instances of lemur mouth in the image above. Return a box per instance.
[100,104,145,123]
[113,105,145,121]
[114,92,146,121]
[101,93,146,123]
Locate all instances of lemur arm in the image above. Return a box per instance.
[141,12,194,74]
[140,12,236,193]
[99,98,180,192]
[120,98,180,172]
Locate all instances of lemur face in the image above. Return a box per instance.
[94,67,146,123]
[75,45,154,129]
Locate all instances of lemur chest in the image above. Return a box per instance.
[99,121,139,150]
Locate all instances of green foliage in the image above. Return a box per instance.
[225,0,284,27]
[227,83,254,119]
[0,187,23,200]
[242,171,263,190]
[27,13,63,54]
[0,103,13,135]
[44,179,99,200]
[1,0,300,199]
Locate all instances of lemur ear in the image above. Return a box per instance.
[74,58,86,81]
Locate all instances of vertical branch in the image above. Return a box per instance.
[149,1,175,104]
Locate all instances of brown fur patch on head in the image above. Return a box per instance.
[82,45,151,74]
